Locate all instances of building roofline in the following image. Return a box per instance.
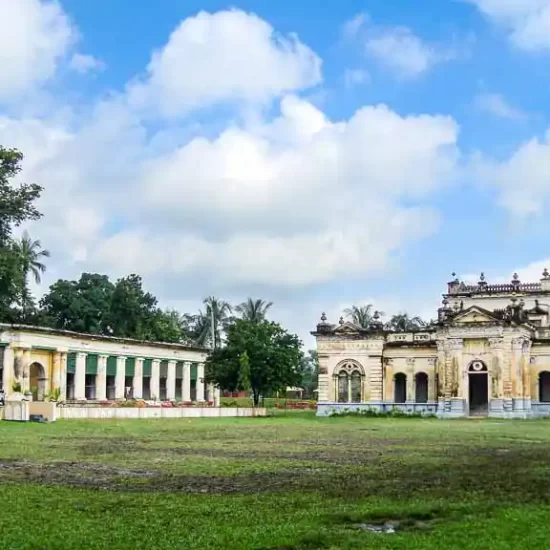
[0,323,208,353]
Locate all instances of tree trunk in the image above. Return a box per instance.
[252,389,260,407]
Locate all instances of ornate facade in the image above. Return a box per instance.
[313,271,550,418]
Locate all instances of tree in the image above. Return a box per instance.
[40,273,115,333]
[203,296,233,349]
[107,274,158,339]
[344,304,374,329]
[0,146,43,321]
[235,298,273,323]
[385,313,427,332]
[12,231,50,318]
[237,350,251,393]
[148,309,186,343]
[0,147,42,245]
[298,349,319,399]
[205,319,302,406]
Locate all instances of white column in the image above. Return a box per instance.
[115,356,126,400]
[196,362,205,402]
[183,361,191,402]
[3,346,14,394]
[133,358,143,399]
[167,360,176,401]
[75,352,87,400]
[96,355,107,401]
[22,348,31,393]
[213,386,221,407]
[59,352,67,401]
[151,359,160,401]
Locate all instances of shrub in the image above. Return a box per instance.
[329,407,435,419]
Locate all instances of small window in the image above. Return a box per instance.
[106,375,116,400]
[66,373,75,400]
[159,377,167,401]
[415,373,429,403]
[85,374,96,400]
[142,377,151,400]
[338,372,349,403]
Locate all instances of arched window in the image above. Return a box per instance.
[334,361,365,403]
[338,372,349,403]
[394,373,407,403]
[415,372,429,403]
[540,372,550,402]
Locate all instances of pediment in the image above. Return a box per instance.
[333,322,363,334]
[451,306,500,325]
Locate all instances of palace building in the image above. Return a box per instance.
[313,271,550,418]
[0,324,215,404]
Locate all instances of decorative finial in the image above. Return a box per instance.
[512,272,520,284]
[339,316,344,325]
[543,268,550,280]
[479,272,485,282]
[373,310,380,320]
[320,312,327,322]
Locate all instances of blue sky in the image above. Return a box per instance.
[2,0,550,345]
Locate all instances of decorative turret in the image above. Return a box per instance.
[316,312,333,334]
[511,273,520,288]
[541,268,550,291]
[447,272,460,294]
[478,272,487,289]
[369,310,384,331]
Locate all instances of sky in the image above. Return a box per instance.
[2,0,550,347]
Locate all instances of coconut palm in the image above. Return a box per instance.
[343,304,375,329]
[385,313,427,332]
[202,296,233,349]
[13,231,50,284]
[235,298,273,323]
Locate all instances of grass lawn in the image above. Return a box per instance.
[1,414,550,549]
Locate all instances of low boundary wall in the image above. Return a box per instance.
[58,406,266,419]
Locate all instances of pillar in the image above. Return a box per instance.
[115,356,126,400]
[3,346,14,393]
[59,352,67,401]
[52,351,63,393]
[167,360,176,400]
[150,359,160,401]
[96,355,108,401]
[384,359,394,401]
[22,348,31,393]
[213,386,221,406]
[427,358,437,401]
[511,338,524,397]
[317,353,330,402]
[75,352,87,400]
[196,363,205,402]
[182,361,191,402]
[406,358,415,401]
[367,355,383,401]
[133,358,143,399]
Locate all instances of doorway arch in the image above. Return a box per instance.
[394,373,407,403]
[29,362,47,401]
[468,360,488,416]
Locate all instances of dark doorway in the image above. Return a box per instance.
[469,372,488,415]
[415,373,429,403]
[394,373,407,403]
[539,372,550,402]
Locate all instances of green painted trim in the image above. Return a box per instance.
[67,352,76,374]
[143,358,152,377]
[126,357,135,377]
[106,356,117,376]
[160,360,168,379]
[176,361,183,380]
[191,363,198,381]
[86,354,98,375]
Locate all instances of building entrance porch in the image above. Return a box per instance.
[468,361,489,416]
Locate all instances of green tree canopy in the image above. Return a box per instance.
[235,298,273,323]
[385,313,428,332]
[205,319,302,406]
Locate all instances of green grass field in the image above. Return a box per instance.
[1,414,550,549]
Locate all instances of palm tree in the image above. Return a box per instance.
[203,296,233,349]
[343,304,375,329]
[385,313,427,332]
[13,231,50,284]
[235,298,273,323]
[13,232,50,316]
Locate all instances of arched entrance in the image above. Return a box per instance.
[394,373,407,403]
[468,360,488,416]
[29,362,47,401]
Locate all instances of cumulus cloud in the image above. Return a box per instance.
[467,0,550,51]
[69,53,105,74]
[474,92,528,120]
[127,9,322,117]
[344,68,370,88]
[0,0,75,102]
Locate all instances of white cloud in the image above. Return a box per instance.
[342,13,368,40]
[69,53,105,74]
[0,0,75,101]
[474,92,527,120]
[365,26,452,79]
[344,68,370,88]
[128,9,322,117]
[467,0,550,51]
[474,129,550,218]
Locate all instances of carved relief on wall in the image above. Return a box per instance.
[13,355,22,380]
[491,356,501,398]
[450,356,459,397]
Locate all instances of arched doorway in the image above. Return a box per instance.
[29,362,47,401]
[539,372,550,402]
[394,373,407,403]
[415,372,429,403]
[468,360,488,416]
